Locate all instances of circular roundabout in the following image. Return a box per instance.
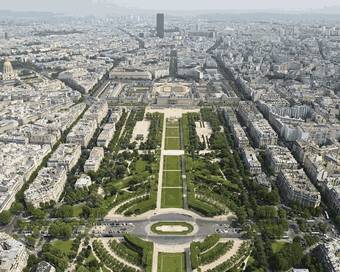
[150,221,195,235]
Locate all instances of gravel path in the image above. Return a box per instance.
[200,239,243,272]
[100,238,143,271]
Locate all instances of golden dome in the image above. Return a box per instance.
[3,58,14,75]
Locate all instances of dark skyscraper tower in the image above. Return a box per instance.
[169,49,178,78]
[156,13,165,38]
[4,32,8,40]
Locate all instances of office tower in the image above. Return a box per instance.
[139,40,145,49]
[169,49,178,78]
[156,13,165,38]
[4,32,8,40]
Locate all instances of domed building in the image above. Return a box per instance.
[1,58,17,81]
[152,81,198,106]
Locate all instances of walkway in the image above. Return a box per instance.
[156,114,167,210]
[200,239,243,272]
[90,240,114,272]
[100,238,143,271]
[105,193,149,217]
[152,245,158,272]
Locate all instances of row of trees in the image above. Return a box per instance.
[119,108,145,149]
[140,113,163,150]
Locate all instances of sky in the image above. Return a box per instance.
[1,0,339,13]
[113,0,339,11]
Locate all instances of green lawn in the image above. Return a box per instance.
[166,119,179,127]
[164,156,181,170]
[166,127,180,137]
[272,241,288,254]
[101,267,111,272]
[163,171,182,187]
[135,159,147,173]
[52,240,73,254]
[165,137,180,150]
[151,222,193,235]
[72,205,83,217]
[161,188,183,208]
[158,253,185,272]
[85,252,96,265]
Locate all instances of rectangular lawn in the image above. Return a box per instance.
[158,253,186,272]
[166,119,179,127]
[164,156,180,170]
[166,127,180,137]
[161,188,183,208]
[165,137,180,150]
[52,240,73,254]
[163,170,182,187]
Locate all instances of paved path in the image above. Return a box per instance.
[185,248,192,272]
[101,238,143,271]
[163,150,185,156]
[200,239,243,272]
[151,244,158,272]
[90,240,114,272]
[105,193,149,217]
[156,114,167,210]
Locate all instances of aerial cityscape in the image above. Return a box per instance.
[0,1,339,272]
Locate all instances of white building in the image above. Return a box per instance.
[277,169,321,208]
[324,185,340,216]
[97,123,115,148]
[84,147,104,173]
[249,119,278,148]
[24,167,68,208]
[66,119,97,147]
[47,144,81,171]
[318,239,340,272]
[75,174,92,189]
[35,261,56,272]
[0,232,28,272]
[231,123,249,149]
[240,146,262,175]
[110,69,153,80]
[265,145,299,174]
[84,101,109,125]
[1,59,17,81]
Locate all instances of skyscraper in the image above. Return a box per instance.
[169,49,178,78]
[156,13,164,38]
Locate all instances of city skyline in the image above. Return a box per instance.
[0,4,339,272]
[1,0,340,15]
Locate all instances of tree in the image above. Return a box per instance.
[318,222,329,233]
[0,210,12,225]
[23,254,39,272]
[53,205,74,218]
[335,216,340,229]
[49,222,72,240]
[10,201,24,214]
[253,236,268,268]
[82,205,91,219]
[28,206,47,219]
[88,259,100,270]
[115,165,126,179]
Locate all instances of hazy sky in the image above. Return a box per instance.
[114,0,339,10]
[1,0,339,13]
